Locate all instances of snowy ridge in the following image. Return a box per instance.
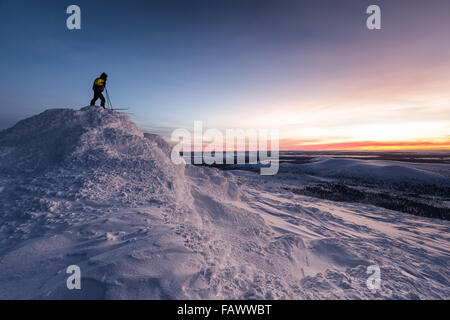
[280,157,450,187]
[0,107,449,299]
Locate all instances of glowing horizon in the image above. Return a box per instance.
[278,138,450,151]
[192,34,450,152]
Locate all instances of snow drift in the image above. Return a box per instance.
[0,106,448,299]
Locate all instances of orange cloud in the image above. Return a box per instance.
[280,139,450,151]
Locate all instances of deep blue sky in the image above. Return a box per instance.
[1,0,449,149]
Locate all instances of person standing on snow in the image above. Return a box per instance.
[90,72,108,108]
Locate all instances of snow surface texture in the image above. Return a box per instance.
[0,106,448,299]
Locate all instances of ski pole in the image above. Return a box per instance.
[105,87,113,109]
[104,87,109,109]
[106,88,112,109]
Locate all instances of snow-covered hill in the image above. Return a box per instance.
[281,157,450,187]
[0,106,448,299]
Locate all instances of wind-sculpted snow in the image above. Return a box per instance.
[0,107,449,299]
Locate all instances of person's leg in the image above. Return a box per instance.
[99,93,106,108]
[90,91,99,106]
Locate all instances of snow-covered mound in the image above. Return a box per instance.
[0,107,187,219]
[0,107,448,300]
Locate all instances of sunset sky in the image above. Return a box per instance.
[0,0,449,150]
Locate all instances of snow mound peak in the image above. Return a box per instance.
[0,106,186,211]
[1,106,143,171]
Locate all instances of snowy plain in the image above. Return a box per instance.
[0,106,448,299]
